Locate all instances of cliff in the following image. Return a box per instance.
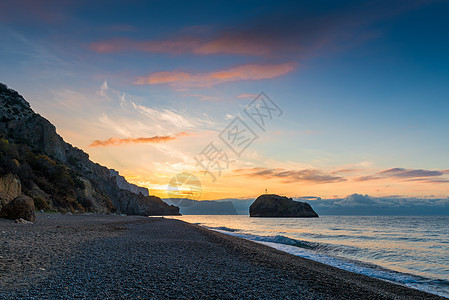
[249,194,318,217]
[0,83,179,216]
[109,169,149,196]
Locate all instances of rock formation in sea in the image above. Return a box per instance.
[0,83,179,216]
[249,194,319,217]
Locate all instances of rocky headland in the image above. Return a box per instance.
[0,83,179,219]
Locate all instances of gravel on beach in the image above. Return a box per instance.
[0,213,444,299]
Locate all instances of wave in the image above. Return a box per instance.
[246,234,318,250]
[206,227,324,250]
[259,241,449,297]
[206,226,449,298]
[207,226,240,232]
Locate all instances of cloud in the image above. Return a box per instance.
[334,194,380,206]
[219,193,449,216]
[355,167,447,182]
[378,168,443,178]
[89,16,332,58]
[187,94,220,101]
[90,37,199,54]
[235,165,449,187]
[134,62,295,87]
[0,0,74,24]
[89,2,427,58]
[194,35,272,56]
[237,93,258,99]
[235,167,346,184]
[131,102,203,128]
[85,82,215,138]
[297,194,449,215]
[331,168,363,174]
[99,81,108,96]
[89,132,188,147]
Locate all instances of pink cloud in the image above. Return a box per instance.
[90,37,199,54]
[134,62,296,87]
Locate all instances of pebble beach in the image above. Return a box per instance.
[0,213,444,299]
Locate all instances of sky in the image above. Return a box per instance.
[1,0,449,209]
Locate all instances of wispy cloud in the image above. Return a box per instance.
[99,81,108,96]
[134,62,295,87]
[130,102,205,128]
[235,167,346,184]
[187,94,221,101]
[378,168,444,178]
[355,167,448,182]
[89,132,188,147]
[0,0,73,24]
[237,93,258,99]
[90,37,199,54]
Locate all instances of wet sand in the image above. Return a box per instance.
[0,213,444,299]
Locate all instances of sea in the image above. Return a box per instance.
[171,215,449,297]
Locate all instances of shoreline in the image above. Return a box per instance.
[1,213,445,299]
[201,224,448,297]
[187,220,446,299]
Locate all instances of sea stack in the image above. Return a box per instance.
[249,194,319,218]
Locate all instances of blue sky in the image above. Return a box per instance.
[1,0,449,205]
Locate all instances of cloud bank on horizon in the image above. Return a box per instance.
[298,194,449,216]
[214,193,449,215]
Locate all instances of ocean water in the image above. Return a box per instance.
[171,215,449,297]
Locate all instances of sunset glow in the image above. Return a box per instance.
[1,0,448,204]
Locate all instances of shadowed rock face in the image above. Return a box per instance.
[0,173,21,200]
[0,192,13,210]
[250,194,318,218]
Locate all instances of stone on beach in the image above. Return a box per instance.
[0,194,36,221]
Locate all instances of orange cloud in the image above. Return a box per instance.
[137,71,191,85]
[194,36,271,55]
[89,132,188,147]
[134,63,296,87]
